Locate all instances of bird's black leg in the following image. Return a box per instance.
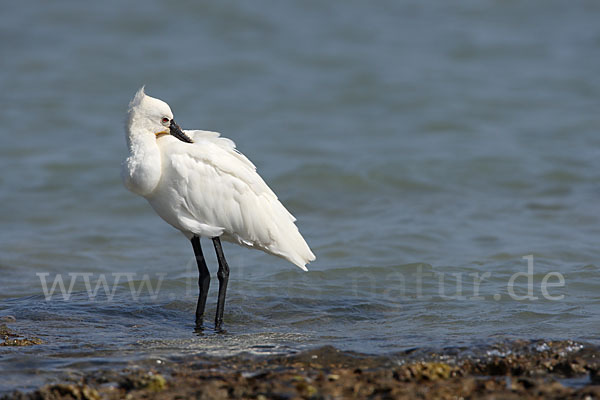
[191,236,210,329]
[212,237,230,332]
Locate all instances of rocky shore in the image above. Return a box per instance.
[3,338,600,399]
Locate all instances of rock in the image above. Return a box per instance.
[120,372,166,392]
[403,362,454,381]
[0,337,43,346]
[35,384,100,400]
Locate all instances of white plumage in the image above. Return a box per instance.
[122,87,315,271]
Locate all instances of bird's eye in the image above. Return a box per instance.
[162,117,170,123]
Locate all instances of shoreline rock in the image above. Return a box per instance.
[3,340,600,399]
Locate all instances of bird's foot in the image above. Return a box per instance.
[214,320,227,334]
[194,317,205,334]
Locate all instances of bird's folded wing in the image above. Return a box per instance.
[187,130,257,172]
[161,131,314,269]
[165,132,301,246]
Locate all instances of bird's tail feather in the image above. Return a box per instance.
[265,199,315,271]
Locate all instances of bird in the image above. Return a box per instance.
[122,87,315,331]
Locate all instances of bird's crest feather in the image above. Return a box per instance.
[129,86,147,112]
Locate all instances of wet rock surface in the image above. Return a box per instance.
[0,323,43,347]
[3,340,600,399]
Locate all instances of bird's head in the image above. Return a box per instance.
[126,87,193,143]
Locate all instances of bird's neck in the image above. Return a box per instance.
[122,123,163,197]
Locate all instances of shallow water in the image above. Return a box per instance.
[2,0,600,393]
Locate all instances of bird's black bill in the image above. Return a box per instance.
[169,120,194,143]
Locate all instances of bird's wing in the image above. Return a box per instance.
[162,132,314,269]
[187,129,258,172]
[183,130,280,198]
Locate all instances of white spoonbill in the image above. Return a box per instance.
[122,88,315,330]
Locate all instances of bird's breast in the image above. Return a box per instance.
[122,138,163,197]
